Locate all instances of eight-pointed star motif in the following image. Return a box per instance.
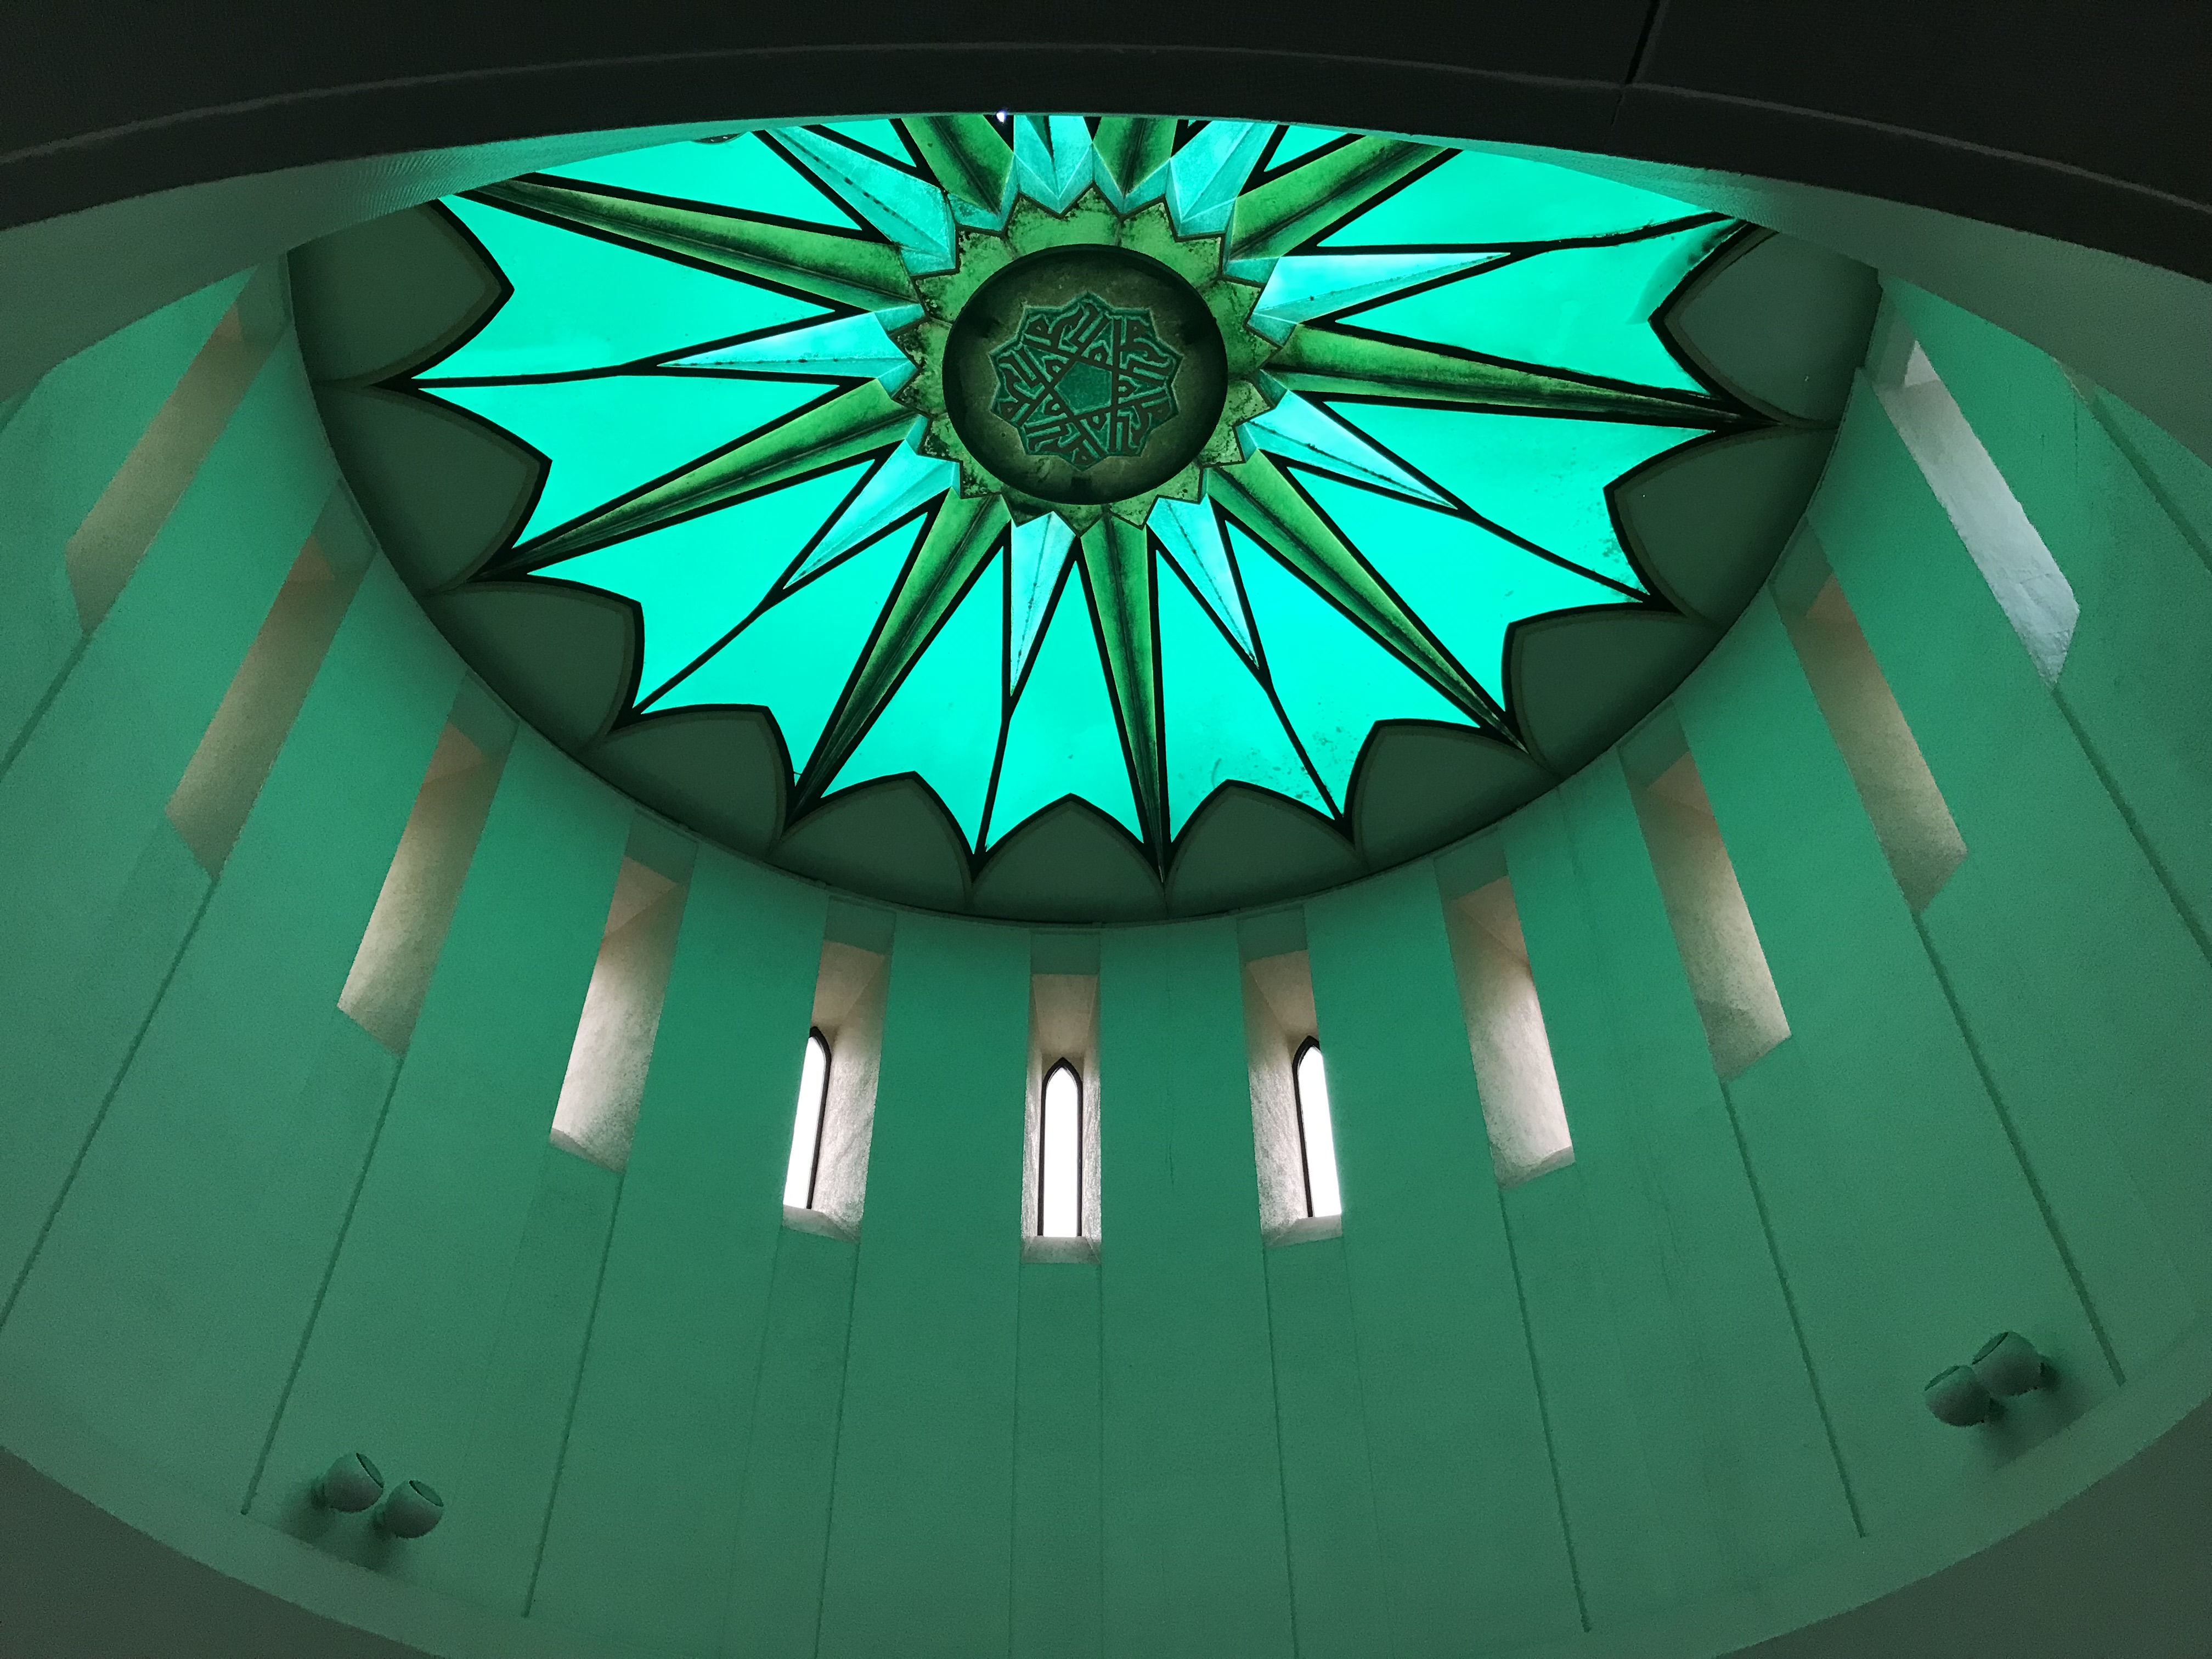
[991,293,1183,467]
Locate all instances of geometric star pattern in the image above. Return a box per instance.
[405,115,1761,865]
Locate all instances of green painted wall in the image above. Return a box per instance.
[1,269,2211,1659]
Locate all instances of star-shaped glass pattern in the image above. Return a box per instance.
[993,295,1182,466]
[407,116,1760,866]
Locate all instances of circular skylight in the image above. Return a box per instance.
[376,114,1836,910]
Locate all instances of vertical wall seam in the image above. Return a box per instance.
[1330,1239,1402,1659]
[1006,1263,1025,1659]
[1254,1253,1307,1659]
[0,637,88,788]
[1494,1197,1593,1632]
[2086,397,2212,578]
[240,1053,407,1513]
[1908,916,2126,1386]
[798,1243,866,1659]
[1713,1079,1867,1537]
[0,877,215,1334]
[2049,690,2212,974]
[521,1170,628,1615]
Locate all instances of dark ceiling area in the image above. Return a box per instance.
[3,3,2207,282]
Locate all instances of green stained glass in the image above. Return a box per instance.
[986,576,1143,846]
[1159,560,1327,833]
[1319,150,1709,248]
[817,120,913,165]
[1229,523,1465,801]
[1294,473,1628,700]
[417,115,1757,867]
[1348,221,1735,392]
[830,551,1003,839]
[656,515,926,764]
[544,135,850,224]
[1324,402,1690,588]
[551,462,874,698]
[425,374,829,543]
[1268,126,1351,171]
[436,198,827,376]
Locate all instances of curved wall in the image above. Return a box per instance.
[3,146,2212,1659]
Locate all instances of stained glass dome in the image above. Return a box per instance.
[396,117,1780,861]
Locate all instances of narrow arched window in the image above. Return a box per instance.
[1291,1040,1342,1219]
[783,1030,832,1210]
[1038,1060,1082,1238]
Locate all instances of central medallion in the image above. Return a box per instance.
[990,292,1182,469]
[944,245,1228,508]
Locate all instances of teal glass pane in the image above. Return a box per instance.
[433,198,828,376]
[986,577,1142,846]
[1229,524,1464,803]
[779,128,957,270]
[1159,559,1325,833]
[1166,122,1271,236]
[1347,220,1735,391]
[1015,115,1098,212]
[670,311,924,389]
[1150,498,1254,657]
[1251,250,1493,338]
[1295,472,1629,702]
[1008,514,1078,685]
[1325,402,1689,587]
[424,374,828,543]
[1239,394,1444,503]
[817,120,912,164]
[1269,125,1350,170]
[1321,150,1705,247]
[553,462,872,699]
[543,135,849,224]
[830,554,1002,839]
[658,516,926,768]
[788,438,953,588]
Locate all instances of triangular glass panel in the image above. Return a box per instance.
[1346,219,1734,391]
[1007,514,1079,687]
[986,577,1143,847]
[789,438,955,585]
[1325,401,1688,588]
[543,135,855,225]
[1151,497,1254,658]
[551,462,873,700]
[425,374,829,544]
[656,515,926,769]
[1294,471,1631,704]
[1228,520,1468,803]
[1237,394,1446,503]
[1159,556,1327,833]
[1319,149,1706,248]
[830,552,1003,843]
[431,198,828,377]
[777,128,957,273]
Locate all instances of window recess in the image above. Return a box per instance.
[67,267,287,631]
[1441,860,1574,1186]
[1870,306,2076,686]
[1775,533,1967,911]
[550,820,696,1172]
[338,684,512,1053]
[785,907,891,1240]
[167,494,370,874]
[1242,925,1341,1245]
[1628,720,1790,1082]
[1023,951,1099,1262]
